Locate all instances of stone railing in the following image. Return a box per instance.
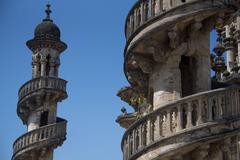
[125,0,236,40]
[13,119,67,157]
[18,77,67,101]
[125,0,196,40]
[121,88,240,160]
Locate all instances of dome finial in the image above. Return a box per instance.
[44,3,53,22]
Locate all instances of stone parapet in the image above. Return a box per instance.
[12,118,67,160]
[121,87,240,160]
[18,77,67,101]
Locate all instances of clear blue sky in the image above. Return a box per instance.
[0,1,216,160]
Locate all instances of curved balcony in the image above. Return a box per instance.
[18,77,67,105]
[125,0,236,42]
[12,118,67,160]
[121,87,240,160]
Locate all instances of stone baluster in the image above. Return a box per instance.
[138,126,142,149]
[134,9,137,30]
[187,102,193,128]
[230,92,233,116]
[197,99,203,125]
[148,0,152,19]
[236,90,240,115]
[166,110,171,134]
[208,98,213,121]
[140,2,145,24]
[155,0,160,15]
[129,15,132,35]
[217,95,223,119]
[155,115,160,139]
[132,130,136,154]
[177,105,183,132]
[147,120,151,145]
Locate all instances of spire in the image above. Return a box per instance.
[43,3,53,22]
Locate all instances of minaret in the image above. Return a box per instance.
[117,1,240,160]
[13,4,68,160]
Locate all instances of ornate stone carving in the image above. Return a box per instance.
[128,54,153,74]
[117,86,147,111]
[168,26,180,49]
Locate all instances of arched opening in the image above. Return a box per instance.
[40,111,49,127]
[179,55,197,97]
[46,55,51,76]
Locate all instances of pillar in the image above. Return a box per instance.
[225,25,235,72]
[40,56,47,77]
[149,55,181,109]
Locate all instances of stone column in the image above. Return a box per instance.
[236,16,240,67]
[49,57,55,77]
[149,55,181,110]
[27,111,39,131]
[32,55,40,78]
[40,56,47,77]
[225,25,235,72]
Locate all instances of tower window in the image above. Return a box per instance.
[46,55,51,76]
[40,111,49,127]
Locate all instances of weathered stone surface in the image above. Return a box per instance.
[118,0,240,160]
[13,4,68,160]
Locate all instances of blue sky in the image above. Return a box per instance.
[0,1,216,160]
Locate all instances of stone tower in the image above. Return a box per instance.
[12,4,68,160]
[117,1,240,160]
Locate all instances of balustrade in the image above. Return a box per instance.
[18,77,67,101]
[125,0,195,40]
[125,0,237,40]
[13,120,66,156]
[122,88,240,160]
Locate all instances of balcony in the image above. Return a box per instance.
[12,118,67,160]
[18,77,67,105]
[121,88,240,160]
[125,0,236,42]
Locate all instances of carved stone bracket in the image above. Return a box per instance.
[128,54,154,74]
[117,86,147,111]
